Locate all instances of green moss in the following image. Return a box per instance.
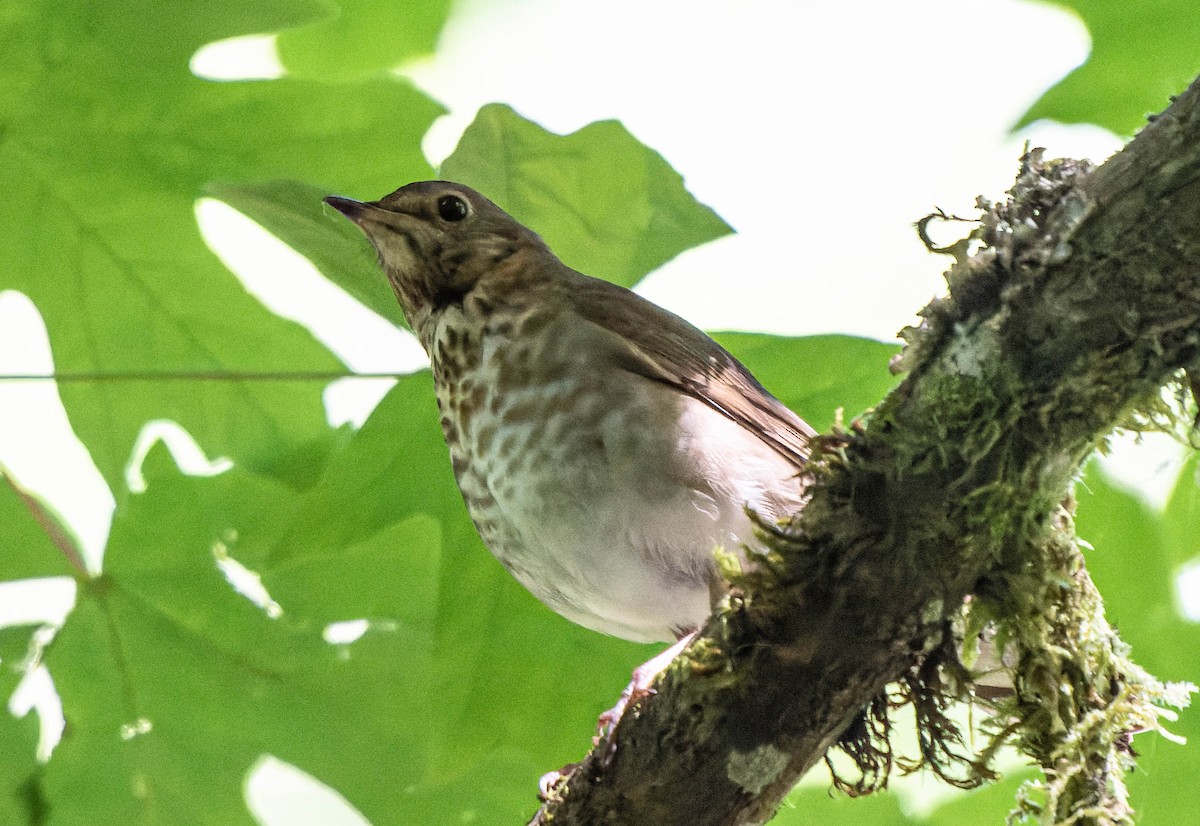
[749,149,1196,824]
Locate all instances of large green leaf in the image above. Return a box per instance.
[1017,0,1200,135]
[276,0,454,81]
[440,104,733,290]
[262,372,468,569]
[0,0,442,492]
[39,444,437,825]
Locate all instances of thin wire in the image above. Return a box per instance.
[0,370,412,383]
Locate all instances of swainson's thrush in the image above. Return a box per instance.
[325,181,814,643]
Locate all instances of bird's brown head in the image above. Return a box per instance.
[324,181,548,335]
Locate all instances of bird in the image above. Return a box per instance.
[324,181,815,646]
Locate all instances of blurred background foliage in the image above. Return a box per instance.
[0,0,1197,823]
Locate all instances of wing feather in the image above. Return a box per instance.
[558,273,816,468]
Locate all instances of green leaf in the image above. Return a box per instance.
[0,708,41,826]
[0,624,43,687]
[774,785,913,825]
[277,0,454,81]
[0,475,78,580]
[1074,464,1200,825]
[0,621,46,821]
[714,333,902,432]
[266,515,443,625]
[42,461,436,825]
[1016,0,1200,135]
[1162,452,1200,568]
[1074,464,1177,664]
[440,103,733,289]
[208,178,408,329]
[923,774,1039,825]
[0,0,443,492]
[264,372,467,568]
[43,587,437,825]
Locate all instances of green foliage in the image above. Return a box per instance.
[441,104,734,290]
[1075,461,1200,826]
[0,485,54,822]
[209,105,733,334]
[0,479,77,579]
[211,178,409,329]
[714,333,901,432]
[766,763,1038,824]
[1018,0,1200,135]
[0,0,442,493]
[276,0,453,81]
[0,706,41,825]
[0,1,1196,824]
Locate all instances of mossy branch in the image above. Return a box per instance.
[531,76,1200,826]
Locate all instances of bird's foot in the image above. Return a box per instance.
[538,763,578,801]
[596,632,695,746]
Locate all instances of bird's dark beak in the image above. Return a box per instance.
[324,195,365,221]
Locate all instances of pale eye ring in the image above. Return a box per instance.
[437,194,469,222]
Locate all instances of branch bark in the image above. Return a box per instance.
[532,76,1200,825]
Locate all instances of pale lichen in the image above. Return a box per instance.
[727,744,789,796]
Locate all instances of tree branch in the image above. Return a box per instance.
[532,76,1200,825]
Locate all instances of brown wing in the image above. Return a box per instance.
[558,272,817,468]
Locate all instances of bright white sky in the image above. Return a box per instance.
[0,0,1193,822]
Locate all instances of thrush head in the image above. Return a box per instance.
[325,182,551,341]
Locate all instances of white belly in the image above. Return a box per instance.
[471,383,803,642]
[435,310,805,643]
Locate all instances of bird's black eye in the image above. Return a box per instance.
[437,194,469,222]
